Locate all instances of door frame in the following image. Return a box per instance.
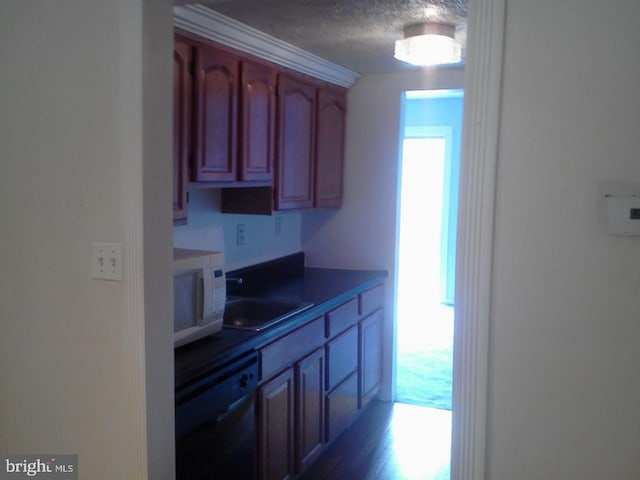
[452,0,505,478]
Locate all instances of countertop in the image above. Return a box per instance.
[174,266,387,390]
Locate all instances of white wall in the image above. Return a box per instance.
[174,189,302,271]
[302,67,464,400]
[487,0,640,478]
[0,1,168,477]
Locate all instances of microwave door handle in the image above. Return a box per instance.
[198,269,213,325]
[196,271,204,325]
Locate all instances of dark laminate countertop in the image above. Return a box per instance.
[174,266,387,390]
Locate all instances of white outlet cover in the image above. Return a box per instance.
[236,224,246,246]
[92,242,122,281]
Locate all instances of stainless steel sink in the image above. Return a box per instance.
[223,297,314,331]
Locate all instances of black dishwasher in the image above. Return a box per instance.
[175,350,258,479]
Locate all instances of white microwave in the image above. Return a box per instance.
[173,248,226,348]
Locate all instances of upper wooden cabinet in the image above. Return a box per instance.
[240,61,277,181]
[275,74,317,210]
[315,89,346,208]
[173,35,191,223]
[192,44,239,182]
[174,32,347,216]
[176,34,277,186]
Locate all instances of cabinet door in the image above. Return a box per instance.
[173,35,191,223]
[295,348,325,473]
[275,74,316,210]
[359,309,383,408]
[315,88,346,208]
[325,371,358,443]
[258,368,294,480]
[241,61,276,181]
[193,45,239,182]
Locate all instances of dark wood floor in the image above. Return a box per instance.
[300,401,451,480]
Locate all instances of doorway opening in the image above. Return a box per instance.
[394,88,463,478]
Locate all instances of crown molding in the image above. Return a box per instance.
[173,4,359,88]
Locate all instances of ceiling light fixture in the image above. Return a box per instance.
[394,22,462,66]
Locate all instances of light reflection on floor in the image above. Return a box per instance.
[390,403,452,480]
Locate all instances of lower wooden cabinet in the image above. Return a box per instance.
[324,321,360,443]
[256,282,384,479]
[258,368,294,480]
[258,349,325,480]
[295,349,325,473]
[325,371,359,443]
[325,325,358,391]
[359,309,383,408]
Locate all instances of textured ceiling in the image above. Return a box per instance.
[191,0,468,74]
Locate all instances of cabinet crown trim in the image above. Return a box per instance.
[174,5,359,88]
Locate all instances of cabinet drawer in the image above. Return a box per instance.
[260,317,324,380]
[325,371,358,443]
[359,283,384,317]
[325,297,358,338]
[259,317,324,380]
[325,325,358,391]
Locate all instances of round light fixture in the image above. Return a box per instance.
[394,22,462,66]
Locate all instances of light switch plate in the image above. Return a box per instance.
[606,196,640,235]
[92,242,122,281]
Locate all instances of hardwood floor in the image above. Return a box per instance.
[300,401,451,480]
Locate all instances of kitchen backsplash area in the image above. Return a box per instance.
[173,188,302,270]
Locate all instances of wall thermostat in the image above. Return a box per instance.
[606,195,640,235]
